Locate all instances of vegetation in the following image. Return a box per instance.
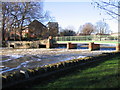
[95,20,111,34]
[77,21,111,35]
[60,29,76,36]
[2,2,51,41]
[78,23,95,35]
[30,54,119,89]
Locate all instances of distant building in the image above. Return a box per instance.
[28,20,48,39]
[22,26,29,38]
[47,22,59,37]
[8,26,29,40]
[8,28,21,40]
[5,20,59,41]
[8,20,49,40]
[110,32,120,40]
[110,32,120,37]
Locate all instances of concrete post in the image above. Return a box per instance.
[89,42,100,51]
[67,42,71,49]
[89,42,94,51]
[67,42,77,49]
[46,36,53,49]
[116,43,120,52]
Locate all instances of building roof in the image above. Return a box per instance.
[29,20,47,28]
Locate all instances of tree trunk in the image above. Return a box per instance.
[2,19,5,41]
[20,19,24,41]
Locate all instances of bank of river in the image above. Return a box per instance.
[30,54,119,89]
[0,48,116,74]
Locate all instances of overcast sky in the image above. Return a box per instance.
[43,0,118,33]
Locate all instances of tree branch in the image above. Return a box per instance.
[94,1,120,17]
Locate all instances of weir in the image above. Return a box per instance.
[7,36,120,52]
[54,36,120,52]
[116,43,120,52]
[67,42,77,49]
[89,42,100,51]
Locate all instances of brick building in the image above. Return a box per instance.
[5,20,59,41]
[47,22,59,37]
[28,20,48,39]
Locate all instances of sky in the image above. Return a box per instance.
[43,0,118,33]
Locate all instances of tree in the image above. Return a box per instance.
[12,2,44,40]
[95,20,111,34]
[2,2,51,41]
[78,23,95,35]
[2,2,11,41]
[60,29,76,36]
[92,0,119,20]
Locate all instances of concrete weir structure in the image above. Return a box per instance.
[116,43,120,52]
[7,36,120,52]
[46,36,54,49]
[67,42,77,49]
[89,42,100,51]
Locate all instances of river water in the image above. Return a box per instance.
[0,44,116,74]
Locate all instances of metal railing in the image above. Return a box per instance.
[53,35,119,41]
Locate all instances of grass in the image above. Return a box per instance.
[30,55,119,89]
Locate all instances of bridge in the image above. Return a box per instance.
[53,35,120,51]
[7,35,120,51]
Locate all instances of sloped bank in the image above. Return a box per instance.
[2,52,120,89]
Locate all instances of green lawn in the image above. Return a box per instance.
[31,56,119,89]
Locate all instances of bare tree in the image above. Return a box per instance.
[78,23,95,35]
[92,0,119,20]
[13,2,44,40]
[2,2,51,41]
[1,3,5,41]
[95,20,111,34]
[60,27,76,36]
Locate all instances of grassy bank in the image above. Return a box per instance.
[31,55,119,89]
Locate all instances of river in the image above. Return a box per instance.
[0,45,116,74]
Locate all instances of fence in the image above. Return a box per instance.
[53,35,119,41]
